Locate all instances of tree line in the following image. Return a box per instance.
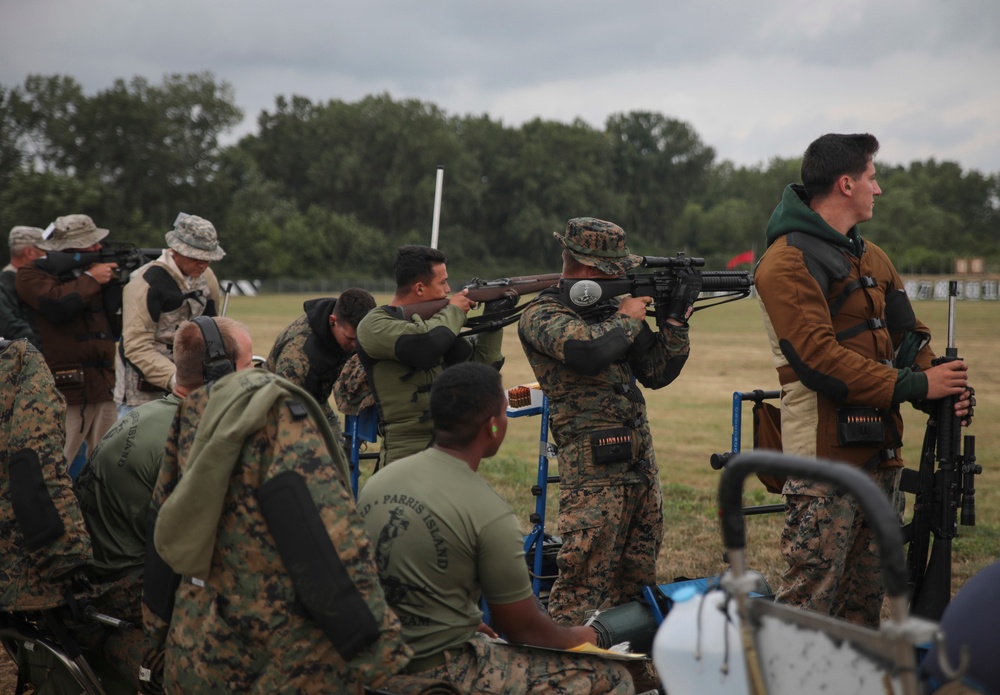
[2,72,998,283]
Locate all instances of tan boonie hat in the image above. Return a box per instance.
[37,215,110,252]
[165,214,225,262]
[8,226,44,248]
[553,217,643,276]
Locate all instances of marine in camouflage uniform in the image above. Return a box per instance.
[0,338,152,694]
[143,369,410,693]
[115,214,223,413]
[518,218,696,625]
[266,289,375,439]
[333,353,376,416]
[755,134,972,627]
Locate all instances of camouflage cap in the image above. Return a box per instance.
[553,217,643,276]
[36,214,110,252]
[165,214,225,262]
[8,226,44,248]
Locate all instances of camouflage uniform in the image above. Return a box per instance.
[333,353,376,416]
[518,218,691,625]
[1,339,151,693]
[266,296,353,439]
[407,633,632,694]
[145,370,409,693]
[756,184,937,627]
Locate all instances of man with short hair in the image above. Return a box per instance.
[76,317,253,599]
[267,288,376,437]
[355,245,504,466]
[16,214,121,464]
[114,213,224,417]
[518,217,696,626]
[0,225,45,347]
[755,133,973,626]
[360,362,633,694]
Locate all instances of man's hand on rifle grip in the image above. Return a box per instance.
[449,288,476,314]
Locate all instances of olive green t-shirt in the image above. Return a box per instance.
[358,447,533,659]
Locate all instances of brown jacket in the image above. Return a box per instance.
[15,263,117,405]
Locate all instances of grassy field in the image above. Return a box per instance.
[230,290,999,597]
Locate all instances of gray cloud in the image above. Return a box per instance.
[3,0,999,173]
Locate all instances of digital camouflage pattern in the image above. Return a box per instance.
[333,353,375,415]
[145,373,409,692]
[0,339,90,611]
[518,293,690,624]
[552,217,643,276]
[404,632,633,694]
[266,298,351,438]
[1,339,153,692]
[776,467,903,628]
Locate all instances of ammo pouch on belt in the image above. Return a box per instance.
[590,427,633,465]
[52,366,85,389]
[836,406,885,446]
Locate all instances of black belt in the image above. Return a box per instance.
[405,650,447,674]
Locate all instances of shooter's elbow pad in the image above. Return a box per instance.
[396,327,461,370]
[885,289,917,333]
[37,293,85,324]
[564,329,629,375]
[9,448,66,551]
[258,470,381,660]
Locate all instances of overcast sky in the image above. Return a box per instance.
[3,1,999,175]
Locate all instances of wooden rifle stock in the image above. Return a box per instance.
[401,273,561,321]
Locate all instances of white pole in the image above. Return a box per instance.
[430,165,444,249]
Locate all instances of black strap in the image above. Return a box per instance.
[828,276,877,317]
[835,317,886,342]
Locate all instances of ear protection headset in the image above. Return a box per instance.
[192,316,235,382]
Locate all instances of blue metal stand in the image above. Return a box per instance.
[345,405,380,499]
[507,394,558,598]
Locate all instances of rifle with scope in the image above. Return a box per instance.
[33,240,161,284]
[906,280,980,621]
[560,252,754,327]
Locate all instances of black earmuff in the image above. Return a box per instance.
[192,316,235,382]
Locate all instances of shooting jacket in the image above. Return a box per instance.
[0,340,93,611]
[15,262,117,406]
[755,184,936,494]
[356,304,504,467]
[115,251,220,408]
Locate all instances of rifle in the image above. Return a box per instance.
[560,252,753,327]
[402,273,562,331]
[33,240,161,284]
[906,281,980,620]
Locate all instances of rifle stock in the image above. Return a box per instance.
[401,273,561,321]
[908,280,979,621]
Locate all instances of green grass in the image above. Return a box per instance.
[226,292,999,597]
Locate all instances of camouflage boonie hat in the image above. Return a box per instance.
[37,214,109,252]
[8,226,44,248]
[553,217,643,276]
[166,214,225,261]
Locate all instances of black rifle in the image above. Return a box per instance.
[905,281,980,620]
[560,253,753,327]
[33,240,161,284]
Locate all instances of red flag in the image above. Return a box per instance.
[726,250,755,270]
